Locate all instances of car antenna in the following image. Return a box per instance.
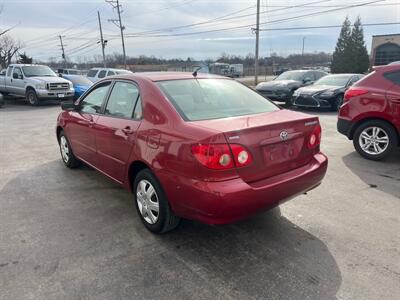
[192,66,202,77]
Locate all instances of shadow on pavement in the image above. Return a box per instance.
[0,160,342,299]
[342,151,400,199]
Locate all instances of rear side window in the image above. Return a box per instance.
[98,70,107,78]
[107,71,115,76]
[157,79,279,121]
[384,71,400,85]
[104,81,139,118]
[87,69,98,77]
[80,81,111,114]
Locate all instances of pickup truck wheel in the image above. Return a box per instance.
[353,120,398,161]
[26,89,39,106]
[134,169,180,234]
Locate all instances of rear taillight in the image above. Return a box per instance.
[307,124,322,149]
[230,144,253,167]
[344,88,368,102]
[191,143,252,170]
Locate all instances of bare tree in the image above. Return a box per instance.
[0,35,22,68]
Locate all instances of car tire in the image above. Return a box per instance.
[133,169,180,234]
[331,94,343,112]
[353,120,398,161]
[26,89,40,106]
[58,131,81,168]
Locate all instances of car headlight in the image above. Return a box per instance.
[320,91,335,97]
[36,83,46,89]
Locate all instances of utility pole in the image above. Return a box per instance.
[58,35,67,68]
[254,0,260,86]
[97,11,107,68]
[302,37,306,56]
[106,0,127,69]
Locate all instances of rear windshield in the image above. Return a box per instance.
[157,79,279,121]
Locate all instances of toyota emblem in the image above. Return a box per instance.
[280,131,289,141]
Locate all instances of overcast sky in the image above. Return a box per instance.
[0,0,399,62]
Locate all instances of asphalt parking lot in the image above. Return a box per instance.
[0,99,399,300]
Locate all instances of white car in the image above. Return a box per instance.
[87,68,132,82]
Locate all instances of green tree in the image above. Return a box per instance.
[331,17,352,73]
[350,16,369,73]
[18,52,32,64]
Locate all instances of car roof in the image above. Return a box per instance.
[373,64,400,72]
[114,72,228,82]
[62,74,87,79]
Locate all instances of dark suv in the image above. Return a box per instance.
[337,64,400,160]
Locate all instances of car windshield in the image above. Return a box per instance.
[22,66,56,77]
[275,71,306,81]
[314,75,351,86]
[67,76,92,86]
[157,79,279,121]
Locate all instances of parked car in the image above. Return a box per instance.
[292,73,364,111]
[57,72,328,233]
[57,68,82,75]
[0,64,74,106]
[338,64,400,160]
[255,70,327,105]
[86,68,132,82]
[0,92,4,108]
[61,74,93,99]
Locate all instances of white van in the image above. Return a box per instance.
[87,68,132,82]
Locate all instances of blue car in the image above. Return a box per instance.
[62,75,93,100]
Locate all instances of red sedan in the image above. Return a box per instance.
[57,72,328,233]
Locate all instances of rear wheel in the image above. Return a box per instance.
[58,131,81,168]
[133,169,180,234]
[353,120,398,160]
[26,89,39,106]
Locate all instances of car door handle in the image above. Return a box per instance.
[122,126,134,135]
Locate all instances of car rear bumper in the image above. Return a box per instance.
[337,118,353,139]
[159,153,328,225]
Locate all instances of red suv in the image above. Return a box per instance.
[338,65,400,160]
[57,73,328,233]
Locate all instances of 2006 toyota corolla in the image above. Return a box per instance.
[56,72,328,233]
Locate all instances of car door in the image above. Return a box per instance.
[93,80,142,183]
[384,71,400,130]
[5,67,13,93]
[67,81,112,166]
[10,67,25,95]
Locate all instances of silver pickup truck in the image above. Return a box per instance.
[0,64,74,106]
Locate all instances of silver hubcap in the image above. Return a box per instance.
[60,136,69,163]
[359,126,389,155]
[136,180,159,224]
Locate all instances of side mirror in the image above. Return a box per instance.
[61,101,78,111]
[12,73,19,79]
[303,77,312,83]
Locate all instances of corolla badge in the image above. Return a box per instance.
[279,131,289,141]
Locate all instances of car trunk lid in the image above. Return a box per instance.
[193,110,320,183]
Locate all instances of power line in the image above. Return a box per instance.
[259,22,400,31]
[120,0,386,38]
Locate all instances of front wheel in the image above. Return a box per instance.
[26,89,40,106]
[58,131,81,168]
[134,169,180,234]
[353,120,398,160]
[331,94,343,111]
